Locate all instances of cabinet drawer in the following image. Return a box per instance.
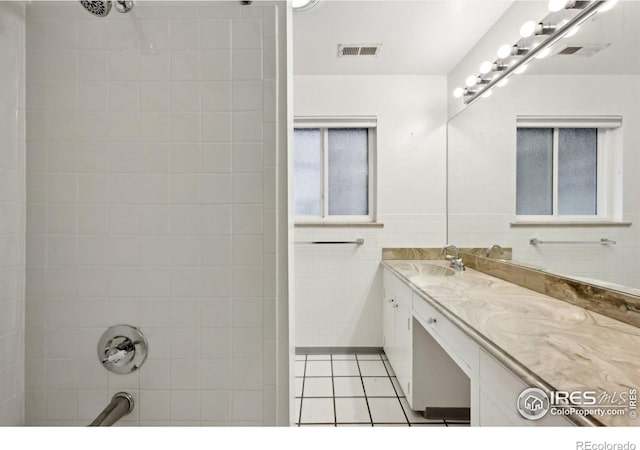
[479,349,574,427]
[413,295,477,371]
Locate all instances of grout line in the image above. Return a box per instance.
[330,354,336,427]
[297,354,306,427]
[380,352,411,426]
[298,395,397,399]
[354,354,374,426]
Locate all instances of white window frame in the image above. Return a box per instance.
[294,116,377,224]
[515,116,622,223]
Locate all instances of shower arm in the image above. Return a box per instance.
[89,392,134,426]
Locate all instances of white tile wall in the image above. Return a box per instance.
[293,76,448,347]
[0,1,26,427]
[25,1,286,426]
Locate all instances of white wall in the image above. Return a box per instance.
[448,75,640,289]
[0,1,26,426]
[24,1,288,426]
[294,75,447,348]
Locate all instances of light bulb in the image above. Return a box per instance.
[479,61,493,75]
[453,87,464,98]
[481,90,493,99]
[548,0,570,12]
[535,47,551,59]
[496,78,509,87]
[497,45,512,59]
[514,64,528,75]
[520,21,537,38]
[292,0,312,8]
[599,0,618,12]
[465,75,477,87]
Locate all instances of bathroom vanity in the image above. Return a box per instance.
[382,260,640,427]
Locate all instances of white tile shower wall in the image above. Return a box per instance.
[293,76,447,347]
[25,1,286,426]
[0,1,26,426]
[447,75,640,289]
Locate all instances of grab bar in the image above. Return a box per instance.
[529,238,616,246]
[89,392,134,426]
[311,239,364,245]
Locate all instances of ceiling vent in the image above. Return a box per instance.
[555,43,611,57]
[338,44,382,57]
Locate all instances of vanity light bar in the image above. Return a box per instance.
[461,0,614,105]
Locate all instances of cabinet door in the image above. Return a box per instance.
[382,268,412,385]
[382,272,396,365]
[394,300,412,399]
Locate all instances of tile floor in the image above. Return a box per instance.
[294,352,470,427]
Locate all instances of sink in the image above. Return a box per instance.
[418,263,456,277]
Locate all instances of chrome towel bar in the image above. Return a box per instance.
[529,238,616,246]
[89,392,134,426]
[311,239,364,245]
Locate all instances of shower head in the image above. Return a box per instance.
[80,0,112,17]
[80,0,134,17]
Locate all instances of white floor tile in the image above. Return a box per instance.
[304,361,332,377]
[307,354,331,360]
[294,377,303,397]
[333,377,365,397]
[373,423,410,427]
[391,377,405,397]
[358,360,388,376]
[362,377,396,397]
[383,359,395,376]
[295,361,305,377]
[303,377,333,397]
[300,398,334,424]
[295,398,301,423]
[295,354,305,361]
[337,423,372,427]
[356,354,382,360]
[332,360,359,376]
[334,397,370,423]
[299,424,335,427]
[367,398,407,424]
[412,423,447,427]
[331,354,356,360]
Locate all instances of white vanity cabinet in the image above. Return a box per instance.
[382,269,413,403]
[382,265,577,427]
[479,349,574,426]
[383,269,470,412]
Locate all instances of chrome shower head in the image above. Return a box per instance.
[80,0,134,17]
[80,0,112,17]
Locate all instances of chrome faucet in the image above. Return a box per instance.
[486,244,505,259]
[440,244,465,271]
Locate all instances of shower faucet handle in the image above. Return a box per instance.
[101,348,129,365]
[98,325,148,374]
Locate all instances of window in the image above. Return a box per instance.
[515,116,622,222]
[294,117,376,223]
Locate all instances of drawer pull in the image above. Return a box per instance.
[388,299,395,303]
[427,317,437,324]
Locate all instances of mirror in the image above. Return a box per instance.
[447,1,640,296]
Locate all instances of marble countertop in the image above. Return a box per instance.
[382,260,640,427]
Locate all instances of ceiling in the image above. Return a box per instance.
[293,0,513,75]
[529,0,640,75]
